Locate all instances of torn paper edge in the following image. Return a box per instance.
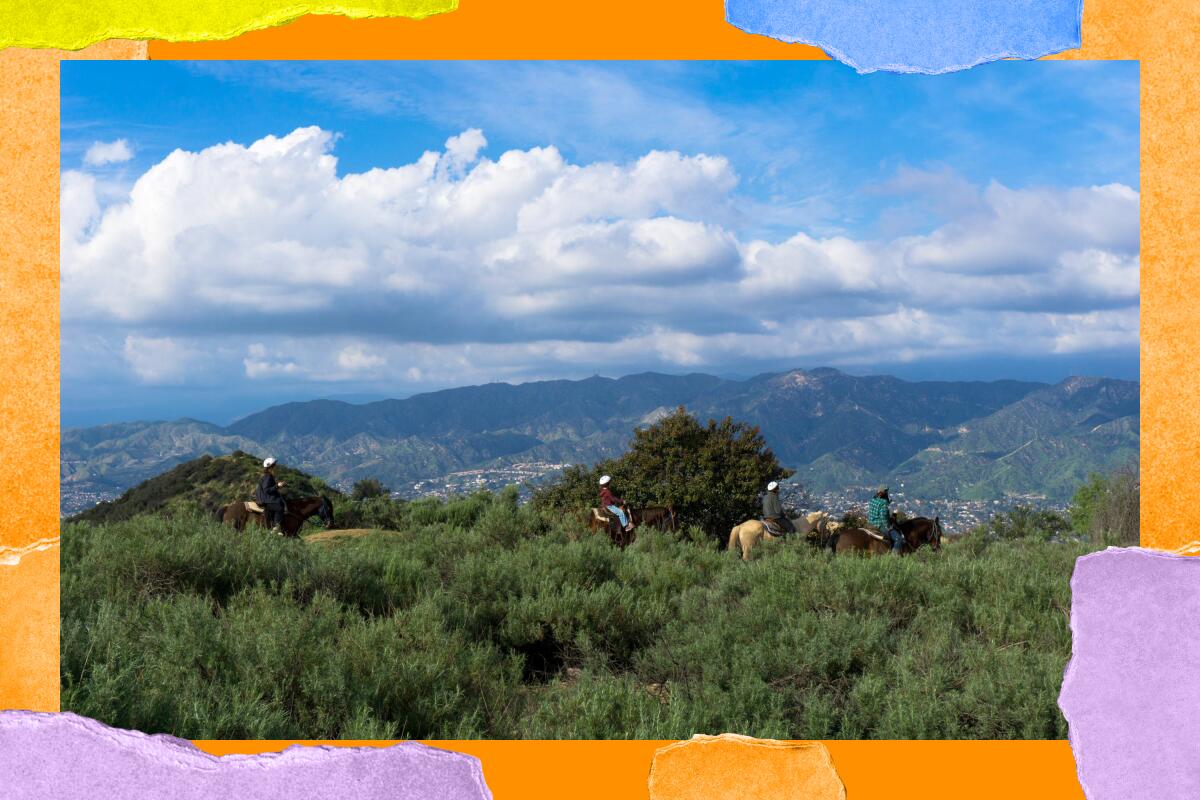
[0,536,59,567]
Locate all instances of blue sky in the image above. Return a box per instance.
[61,61,1140,426]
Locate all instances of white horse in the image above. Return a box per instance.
[728,511,830,561]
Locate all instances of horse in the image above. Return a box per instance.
[635,505,678,533]
[217,495,335,539]
[829,527,893,555]
[898,516,944,551]
[829,516,943,556]
[727,511,830,561]
[588,505,637,548]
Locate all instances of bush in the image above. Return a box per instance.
[533,407,792,538]
[351,478,390,501]
[62,498,1097,740]
[1069,462,1139,546]
[970,506,1071,543]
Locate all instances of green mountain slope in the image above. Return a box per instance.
[62,369,1137,513]
[69,451,339,525]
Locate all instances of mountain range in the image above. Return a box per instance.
[61,368,1139,514]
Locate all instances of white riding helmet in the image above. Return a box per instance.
[599,475,611,486]
[767,481,779,491]
[263,457,277,468]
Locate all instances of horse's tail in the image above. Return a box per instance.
[826,529,840,554]
[727,525,739,552]
[213,504,225,523]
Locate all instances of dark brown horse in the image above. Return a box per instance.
[830,527,893,555]
[828,516,943,556]
[587,505,646,548]
[634,505,678,533]
[216,495,335,539]
[897,516,944,551]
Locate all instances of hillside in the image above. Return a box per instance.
[61,498,1092,739]
[62,368,1139,514]
[68,451,340,525]
[888,377,1140,500]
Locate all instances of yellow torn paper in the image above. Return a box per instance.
[0,0,457,51]
[649,734,846,800]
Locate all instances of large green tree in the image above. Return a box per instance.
[533,407,793,538]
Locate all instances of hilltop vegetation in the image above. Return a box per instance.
[532,407,791,537]
[61,494,1092,740]
[69,451,339,525]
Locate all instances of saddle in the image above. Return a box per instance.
[863,527,887,542]
[762,518,787,536]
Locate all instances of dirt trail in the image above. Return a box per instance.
[303,528,401,543]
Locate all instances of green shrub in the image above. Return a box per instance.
[62,500,1095,740]
[351,478,390,500]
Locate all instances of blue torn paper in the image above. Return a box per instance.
[725,0,1083,74]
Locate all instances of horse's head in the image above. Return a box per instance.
[319,495,336,528]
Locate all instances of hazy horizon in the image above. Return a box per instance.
[63,359,1140,429]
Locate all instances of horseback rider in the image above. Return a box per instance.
[867,486,905,555]
[255,457,288,534]
[762,481,795,535]
[599,475,635,533]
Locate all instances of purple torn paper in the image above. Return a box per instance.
[0,711,492,800]
[1059,548,1200,800]
[725,0,1083,74]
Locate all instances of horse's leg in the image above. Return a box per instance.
[743,525,760,561]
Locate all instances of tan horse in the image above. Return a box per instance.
[728,511,830,561]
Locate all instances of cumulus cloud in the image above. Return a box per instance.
[62,127,1139,390]
[122,336,197,384]
[83,139,134,167]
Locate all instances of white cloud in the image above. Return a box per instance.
[62,128,1139,387]
[122,336,195,384]
[243,343,302,379]
[336,344,385,372]
[83,139,134,167]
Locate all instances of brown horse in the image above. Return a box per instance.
[898,516,944,551]
[635,505,678,533]
[830,527,893,555]
[216,495,335,539]
[829,516,943,556]
[588,505,637,548]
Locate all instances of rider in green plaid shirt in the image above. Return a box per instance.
[868,487,905,555]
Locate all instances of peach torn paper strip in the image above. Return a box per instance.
[0,0,457,51]
[0,711,493,800]
[650,734,845,800]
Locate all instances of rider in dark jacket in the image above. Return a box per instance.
[762,481,795,534]
[255,457,287,533]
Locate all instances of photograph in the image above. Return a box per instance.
[58,59,1140,740]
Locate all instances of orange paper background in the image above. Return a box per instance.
[2,0,1193,796]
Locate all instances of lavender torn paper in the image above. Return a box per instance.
[725,0,1083,74]
[0,711,492,800]
[1059,548,1200,800]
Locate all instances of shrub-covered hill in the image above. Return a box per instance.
[68,451,340,525]
[60,496,1096,740]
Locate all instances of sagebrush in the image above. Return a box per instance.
[62,491,1094,740]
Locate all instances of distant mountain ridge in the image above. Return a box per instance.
[62,368,1139,513]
